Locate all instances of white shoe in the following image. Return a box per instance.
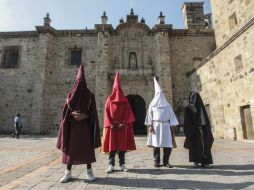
[86,169,96,182]
[120,164,128,172]
[106,165,114,173]
[59,170,72,183]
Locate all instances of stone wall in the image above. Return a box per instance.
[170,32,215,126]
[190,21,254,140]
[0,32,99,134]
[42,34,98,135]
[211,0,254,46]
[0,36,39,134]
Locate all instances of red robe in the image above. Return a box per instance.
[57,63,101,165]
[101,72,136,153]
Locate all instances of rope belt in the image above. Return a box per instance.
[152,120,170,123]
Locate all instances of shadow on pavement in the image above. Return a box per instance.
[174,164,254,170]
[0,135,57,140]
[92,177,254,189]
[127,164,254,176]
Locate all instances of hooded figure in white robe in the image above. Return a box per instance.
[145,77,179,148]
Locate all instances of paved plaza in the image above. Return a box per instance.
[0,136,254,190]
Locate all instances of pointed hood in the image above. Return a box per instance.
[113,71,120,90]
[104,72,135,131]
[76,62,86,84]
[149,77,170,107]
[188,91,210,126]
[109,72,127,102]
[66,63,91,112]
[154,77,163,94]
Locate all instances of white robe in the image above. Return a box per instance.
[145,77,179,148]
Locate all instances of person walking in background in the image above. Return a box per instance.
[101,72,136,173]
[183,91,214,168]
[57,63,101,183]
[13,113,22,139]
[145,77,179,168]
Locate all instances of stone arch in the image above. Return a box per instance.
[127,94,147,135]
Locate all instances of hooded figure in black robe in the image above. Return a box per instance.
[183,91,214,167]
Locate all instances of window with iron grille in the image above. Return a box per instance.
[1,47,20,68]
[70,49,82,66]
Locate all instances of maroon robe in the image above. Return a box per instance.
[57,63,101,165]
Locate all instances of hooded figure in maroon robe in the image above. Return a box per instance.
[56,63,101,182]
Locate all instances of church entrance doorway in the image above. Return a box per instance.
[240,105,254,140]
[127,95,147,135]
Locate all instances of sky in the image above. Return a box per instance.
[0,0,211,31]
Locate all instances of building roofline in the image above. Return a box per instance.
[0,29,99,38]
[0,31,38,38]
[181,2,204,10]
[170,29,214,36]
[0,28,215,38]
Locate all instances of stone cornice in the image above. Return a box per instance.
[0,31,38,38]
[56,30,97,37]
[187,16,254,76]
[170,29,214,36]
[35,26,57,36]
[0,29,98,38]
[94,24,115,35]
[0,27,214,39]
[151,24,172,34]
[115,22,150,34]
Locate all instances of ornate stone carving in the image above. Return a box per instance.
[129,52,137,69]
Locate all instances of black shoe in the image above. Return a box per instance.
[163,163,173,168]
[201,163,212,168]
[154,163,160,168]
[193,162,199,168]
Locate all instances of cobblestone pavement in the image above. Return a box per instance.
[0,135,254,190]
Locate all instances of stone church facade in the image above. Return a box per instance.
[0,1,253,141]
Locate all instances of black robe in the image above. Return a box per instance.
[183,92,214,165]
[57,93,101,165]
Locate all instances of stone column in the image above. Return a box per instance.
[30,34,50,134]
[95,26,112,128]
[153,28,173,106]
[30,16,56,134]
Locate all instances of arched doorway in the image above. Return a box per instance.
[127,94,147,135]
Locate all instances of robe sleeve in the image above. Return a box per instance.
[169,106,179,127]
[144,106,153,126]
[103,99,113,128]
[90,94,101,148]
[56,103,71,153]
[183,107,195,138]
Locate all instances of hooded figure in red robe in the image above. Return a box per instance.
[57,63,101,183]
[102,72,136,173]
